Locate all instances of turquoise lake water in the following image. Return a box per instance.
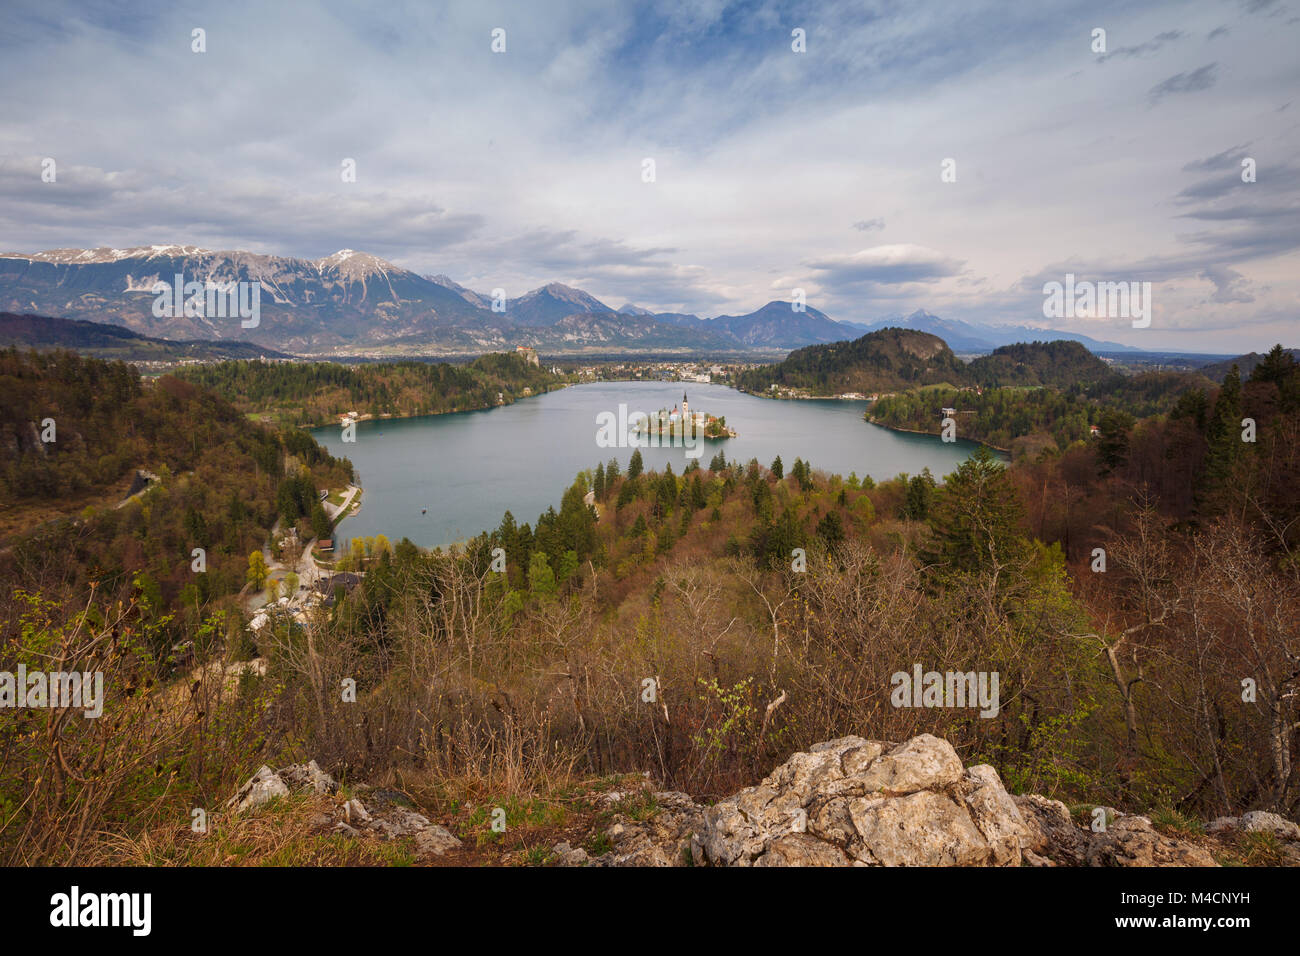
[311,381,983,550]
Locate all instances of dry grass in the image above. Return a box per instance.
[84,792,413,867]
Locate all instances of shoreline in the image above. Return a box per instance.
[283,383,565,431]
[325,485,363,539]
[735,388,873,402]
[864,417,1012,456]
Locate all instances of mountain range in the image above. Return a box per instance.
[0,244,1138,356]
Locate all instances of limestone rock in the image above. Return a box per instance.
[753,832,855,867]
[958,765,1030,866]
[413,825,462,858]
[1086,814,1218,867]
[594,789,705,867]
[1014,794,1089,866]
[552,841,591,866]
[849,789,992,866]
[228,765,290,812]
[279,760,338,795]
[372,807,432,838]
[343,798,371,826]
[1240,811,1300,841]
[697,734,1028,867]
[854,734,964,795]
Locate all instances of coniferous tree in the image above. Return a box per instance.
[816,509,845,549]
[1250,344,1295,388]
[1096,408,1135,475]
[689,474,707,511]
[904,468,936,520]
[1200,365,1244,510]
[924,446,1025,575]
[311,502,332,540]
[528,551,557,596]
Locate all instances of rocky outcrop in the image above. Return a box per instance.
[1240,810,1300,841]
[228,739,1300,867]
[229,762,461,860]
[1083,814,1218,867]
[1013,794,1089,866]
[590,790,706,867]
[587,734,1277,867]
[1203,810,1300,863]
[695,734,1031,866]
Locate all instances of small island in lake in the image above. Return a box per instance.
[630,392,737,440]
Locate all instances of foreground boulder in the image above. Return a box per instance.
[594,734,1249,867]
[697,734,1030,866]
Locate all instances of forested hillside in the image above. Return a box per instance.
[0,348,353,643]
[176,352,562,426]
[965,340,1111,388]
[736,328,966,394]
[868,350,1277,456]
[0,312,291,362]
[737,330,1113,396]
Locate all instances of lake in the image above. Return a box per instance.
[311,381,984,550]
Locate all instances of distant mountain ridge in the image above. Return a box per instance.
[505,283,613,327]
[0,244,1143,356]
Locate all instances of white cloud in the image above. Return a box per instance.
[0,0,1297,351]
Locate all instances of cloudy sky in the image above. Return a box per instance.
[1,0,1297,351]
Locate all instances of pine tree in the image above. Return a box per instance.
[924,447,1025,575]
[904,468,936,520]
[1250,344,1295,388]
[1200,365,1244,509]
[1096,409,1134,474]
[528,551,557,596]
[690,474,707,510]
[311,502,332,540]
[770,455,784,479]
[816,509,845,549]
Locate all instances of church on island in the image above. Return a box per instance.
[671,392,704,430]
[633,392,736,440]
